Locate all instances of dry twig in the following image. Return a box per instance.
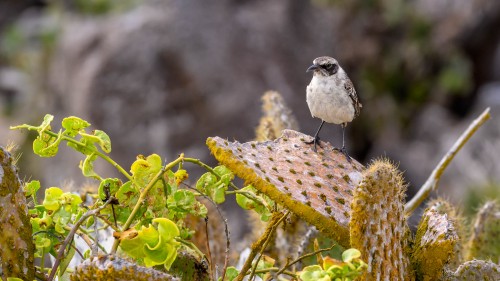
[405,107,491,215]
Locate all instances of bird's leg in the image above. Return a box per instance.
[339,123,352,162]
[305,120,325,152]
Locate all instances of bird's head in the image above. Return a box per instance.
[307,56,339,77]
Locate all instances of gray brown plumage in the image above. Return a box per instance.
[305,56,361,160]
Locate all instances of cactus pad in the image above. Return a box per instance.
[465,201,500,263]
[255,91,299,141]
[0,147,35,280]
[444,259,500,281]
[207,129,364,247]
[71,255,179,281]
[412,200,460,281]
[350,159,414,281]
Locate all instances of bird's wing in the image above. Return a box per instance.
[344,79,362,117]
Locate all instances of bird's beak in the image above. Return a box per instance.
[306,64,319,73]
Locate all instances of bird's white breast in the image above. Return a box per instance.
[306,75,355,124]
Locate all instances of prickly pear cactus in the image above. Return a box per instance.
[443,259,500,281]
[255,91,299,141]
[207,129,364,247]
[465,200,500,263]
[71,254,179,281]
[350,159,414,281]
[412,199,461,281]
[0,147,35,280]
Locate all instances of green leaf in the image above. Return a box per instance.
[58,241,76,277]
[98,178,122,201]
[220,267,239,281]
[236,185,273,222]
[342,248,361,263]
[31,211,53,231]
[60,192,83,212]
[33,130,62,157]
[80,130,112,153]
[61,116,91,137]
[53,207,72,234]
[173,190,196,209]
[167,190,208,218]
[25,180,41,200]
[196,165,234,204]
[119,227,157,259]
[119,218,180,270]
[149,218,180,270]
[299,265,331,281]
[93,130,111,153]
[130,154,162,187]
[85,216,95,229]
[43,187,64,211]
[80,153,101,180]
[39,114,54,131]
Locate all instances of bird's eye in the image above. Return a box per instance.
[324,63,333,70]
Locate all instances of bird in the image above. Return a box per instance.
[305,56,362,161]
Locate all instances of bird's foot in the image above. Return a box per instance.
[334,146,352,162]
[305,136,322,152]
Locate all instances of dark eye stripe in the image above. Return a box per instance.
[322,63,338,75]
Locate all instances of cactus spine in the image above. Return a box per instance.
[412,199,461,281]
[350,159,414,280]
[465,200,500,263]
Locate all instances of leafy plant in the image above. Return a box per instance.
[299,248,367,281]
[10,114,279,280]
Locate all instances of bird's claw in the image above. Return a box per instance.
[305,136,322,152]
[334,146,352,162]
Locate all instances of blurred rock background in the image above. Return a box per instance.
[1,0,499,226]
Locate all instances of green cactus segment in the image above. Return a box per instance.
[350,159,414,281]
[444,259,500,281]
[465,201,500,263]
[71,255,179,281]
[412,200,460,281]
[207,130,364,248]
[255,91,299,141]
[0,147,35,281]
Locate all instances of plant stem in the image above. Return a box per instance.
[275,245,335,276]
[234,211,288,281]
[111,155,184,253]
[252,267,297,277]
[176,238,206,259]
[11,125,133,181]
[405,107,491,215]
[48,200,112,281]
[248,211,289,281]
[184,157,240,190]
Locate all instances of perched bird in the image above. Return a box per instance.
[305,56,362,161]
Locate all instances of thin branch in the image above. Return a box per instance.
[234,211,288,281]
[248,211,289,281]
[48,199,112,281]
[182,183,230,281]
[253,267,297,277]
[176,238,206,259]
[275,244,335,276]
[405,107,491,215]
[204,217,214,279]
[75,228,107,254]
